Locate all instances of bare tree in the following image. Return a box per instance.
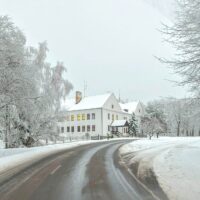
[160,0,200,95]
[147,98,200,137]
[141,115,167,139]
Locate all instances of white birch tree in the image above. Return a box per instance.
[0,16,73,148]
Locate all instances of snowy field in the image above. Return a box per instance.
[120,137,200,200]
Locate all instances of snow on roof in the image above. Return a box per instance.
[111,120,129,127]
[120,101,139,114]
[68,93,112,111]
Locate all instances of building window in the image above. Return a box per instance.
[87,125,90,132]
[66,115,70,121]
[61,127,64,133]
[87,113,90,120]
[77,126,81,132]
[77,114,81,121]
[82,114,85,120]
[92,125,95,132]
[71,126,74,133]
[112,104,114,109]
[92,113,95,120]
[67,127,70,132]
[82,126,86,132]
[108,126,110,131]
[71,115,74,121]
[108,113,110,120]
[113,127,118,132]
[112,114,114,121]
[116,115,118,120]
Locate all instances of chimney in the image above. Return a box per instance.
[76,91,82,104]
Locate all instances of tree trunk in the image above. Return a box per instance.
[192,129,194,136]
[5,105,10,148]
[177,121,181,137]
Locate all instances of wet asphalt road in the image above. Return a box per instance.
[0,140,155,200]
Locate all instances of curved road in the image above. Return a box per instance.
[0,140,155,200]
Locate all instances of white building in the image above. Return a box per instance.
[58,92,145,139]
[120,101,146,132]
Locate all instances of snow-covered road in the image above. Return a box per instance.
[120,137,200,200]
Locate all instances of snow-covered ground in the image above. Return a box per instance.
[120,137,200,200]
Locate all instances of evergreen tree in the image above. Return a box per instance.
[128,113,138,137]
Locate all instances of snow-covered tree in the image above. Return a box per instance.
[128,113,138,137]
[141,101,167,139]
[161,0,200,95]
[141,115,167,139]
[51,62,73,112]
[159,0,200,136]
[17,43,73,146]
[146,98,200,137]
[0,16,32,147]
[0,16,73,148]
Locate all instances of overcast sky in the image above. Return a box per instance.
[0,0,189,103]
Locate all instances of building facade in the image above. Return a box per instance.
[58,92,145,139]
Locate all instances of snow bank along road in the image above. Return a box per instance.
[0,140,158,200]
[120,137,200,200]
